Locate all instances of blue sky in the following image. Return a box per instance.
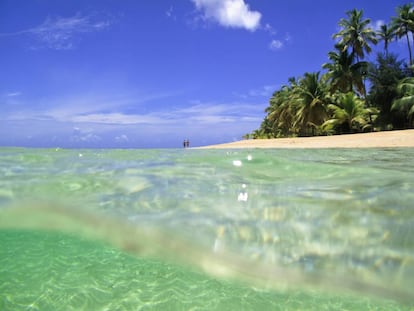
[0,0,408,148]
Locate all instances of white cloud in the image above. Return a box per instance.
[191,0,261,31]
[0,12,112,50]
[71,127,101,143]
[269,39,283,51]
[115,134,129,143]
[371,19,385,31]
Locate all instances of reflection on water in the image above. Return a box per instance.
[0,147,414,309]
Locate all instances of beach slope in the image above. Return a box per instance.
[200,130,414,149]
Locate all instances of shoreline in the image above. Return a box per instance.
[199,129,414,149]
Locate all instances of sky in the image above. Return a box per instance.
[0,0,408,148]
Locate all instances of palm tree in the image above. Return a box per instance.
[392,77,414,127]
[377,24,394,57]
[292,72,330,136]
[333,9,378,62]
[368,53,407,128]
[322,92,377,133]
[266,78,298,137]
[323,44,368,96]
[391,3,414,66]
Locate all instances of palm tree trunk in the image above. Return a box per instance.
[406,32,413,66]
[362,79,367,98]
[411,32,414,66]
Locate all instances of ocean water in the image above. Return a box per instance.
[0,147,413,310]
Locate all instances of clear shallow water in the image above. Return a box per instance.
[1,147,414,310]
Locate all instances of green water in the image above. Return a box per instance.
[1,147,414,310]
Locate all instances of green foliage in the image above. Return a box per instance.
[368,53,408,129]
[265,79,298,137]
[392,77,414,126]
[293,72,330,136]
[323,45,368,96]
[377,24,395,56]
[391,3,414,65]
[261,73,330,138]
[322,92,377,133]
[333,9,378,61]
[249,4,414,140]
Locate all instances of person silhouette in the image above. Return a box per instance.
[183,139,190,148]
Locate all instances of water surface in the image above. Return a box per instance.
[1,147,413,310]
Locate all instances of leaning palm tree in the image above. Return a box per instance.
[391,3,414,66]
[333,9,378,62]
[377,24,394,57]
[392,77,414,127]
[266,79,298,137]
[322,92,377,133]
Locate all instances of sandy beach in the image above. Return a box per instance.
[200,129,414,149]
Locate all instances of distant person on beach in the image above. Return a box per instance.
[183,139,190,148]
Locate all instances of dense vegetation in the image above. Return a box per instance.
[247,4,414,139]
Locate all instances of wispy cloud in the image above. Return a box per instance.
[2,91,264,127]
[269,39,283,51]
[165,6,177,20]
[268,33,292,52]
[70,113,170,125]
[284,32,292,41]
[172,101,264,124]
[234,84,277,99]
[259,19,290,52]
[66,101,262,126]
[248,85,276,97]
[6,92,22,97]
[115,134,129,143]
[1,89,265,148]
[263,23,276,35]
[22,90,177,124]
[191,0,261,31]
[2,91,23,109]
[71,127,102,143]
[0,12,112,50]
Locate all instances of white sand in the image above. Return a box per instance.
[200,129,414,149]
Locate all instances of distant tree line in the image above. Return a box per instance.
[246,4,414,139]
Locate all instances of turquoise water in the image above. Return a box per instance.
[1,147,414,310]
